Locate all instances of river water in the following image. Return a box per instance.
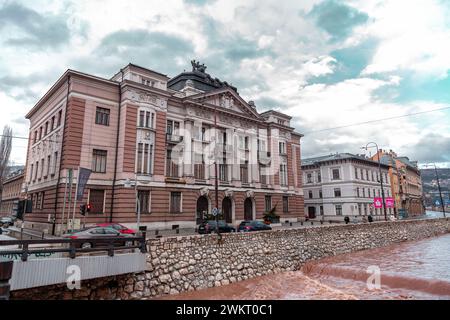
[163,233,450,300]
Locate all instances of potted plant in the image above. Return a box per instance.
[263,204,280,225]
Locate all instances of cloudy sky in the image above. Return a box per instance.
[1,0,450,168]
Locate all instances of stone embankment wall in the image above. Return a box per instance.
[11,218,450,300]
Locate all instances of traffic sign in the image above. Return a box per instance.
[212,207,219,216]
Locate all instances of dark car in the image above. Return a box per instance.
[198,220,236,234]
[62,226,135,249]
[238,220,272,232]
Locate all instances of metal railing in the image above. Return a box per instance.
[0,235,147,262]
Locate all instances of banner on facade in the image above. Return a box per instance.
[385,197,395,208]
[373,197,383,208]
[76,167,92,201]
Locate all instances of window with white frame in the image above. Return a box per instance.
[280,164,288,186]
[332,168,340,180]
[136,143,153,174]
[139,110,155,128]
[335,204,343,216]
[278,141,286,155]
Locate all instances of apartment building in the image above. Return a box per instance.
[371,150,424,217]
[302,153,393,220]
[22,61,304,234]
[0,169,24,217]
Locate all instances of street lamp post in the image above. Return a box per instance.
[124,174,141,231]
[423,163,446,218]
[362,142,388,221]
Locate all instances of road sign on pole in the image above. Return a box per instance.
[212,207,219,216]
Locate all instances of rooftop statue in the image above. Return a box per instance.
[191,59,207,73]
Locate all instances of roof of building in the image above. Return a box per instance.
[302,152,389,168]
[396,156,418,169]
[168,60,238,93]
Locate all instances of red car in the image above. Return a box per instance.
[95,223,136,235]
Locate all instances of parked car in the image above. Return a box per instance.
[238,220,272,232]
[95,223,136,235]
[0,216,15,227]
[62,226,135,249]
[198,220,236,234]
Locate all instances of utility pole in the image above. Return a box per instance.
[363,142,387,221]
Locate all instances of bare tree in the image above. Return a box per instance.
[0,125,13,202]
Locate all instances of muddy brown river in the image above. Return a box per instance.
[162,233,450,300]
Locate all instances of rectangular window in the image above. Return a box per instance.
[307,173,312,183]
[319,190,323,198]
[320,206,324,215]
[40,158,44,179]
[240,162,249,184]
[194,153,205,180]
[334,188,341,197]
[95,107,110,126]
[51,116,55,131]
[363,188,366,197]
[335,204,343,216]
[219,162,228,182]
[34,161,39,180]
[283,196,289,213]
[143,144,149,174]
[308,190,313,199]
[92,149,107,173]
[33,131,38,144]
[368,189,371,197]
[332,168,340,180]
[358,203,362,215]
[57,110,62,127]
[317,172,321,182]
[52,152,58,175]
[355,167,359,179]
[166,149,179,177]
[136,143,143,173]
[279,142,286,155]
[357,187,360,197]
[46,155,51,177]
[265,195,272,212]
[89,189,105,214]
[137,190,150,214]
[29,164,34,182]
[280,164,287,186]
[170,192,182,213]
[366,170,369,180]
[44,122,48,136]
[39,127,42,140]
[139,111,145,127]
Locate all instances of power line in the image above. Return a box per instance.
[303,106,450,135]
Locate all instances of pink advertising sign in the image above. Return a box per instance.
[373,197,383,208]
[385,197,395,208]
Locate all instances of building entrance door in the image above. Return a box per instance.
[222,197,232,223]
[308,206,316,219]
[244,198,253,221]
[196,196,208,224]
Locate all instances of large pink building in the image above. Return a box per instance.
[22,61,304,234]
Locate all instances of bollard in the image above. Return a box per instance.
[311,221,314,225]
[0,261,13,300]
